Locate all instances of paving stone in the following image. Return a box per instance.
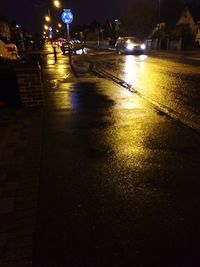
[0,213,12,231]
[3,258,33,267]
[0,198,15,214]
[16,201,37,211]
[3,182,19,197]
[14,146,27,156]
[6,170,20,181]
[8,235,33,247]
[1,148,14,160]
[12,156,25,166]
[14,209,36,220]
[3,182,19,192]
[5,244,33,258]
[10,218,35,230]
[0,233,8,246]
[0,106,43,266]
[0,173,7,181]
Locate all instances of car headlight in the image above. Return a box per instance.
[126,43,134,50]
[140,44,146,50]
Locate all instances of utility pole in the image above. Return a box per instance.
[16,25,25,51]
[158,0,161,28]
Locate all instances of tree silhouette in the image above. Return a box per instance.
[121,0,157,38]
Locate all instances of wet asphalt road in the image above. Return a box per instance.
[34,50,200,267]
[88,51,200,129]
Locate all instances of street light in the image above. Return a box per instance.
[115,19,120,39]
[54,0,61,8]
[44,24,49,30]
[41,1,62,41]
[45,15,51,22]
[16,24,25,51]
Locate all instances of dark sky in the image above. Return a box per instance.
[0,0,125,33]
[0,0,199,33]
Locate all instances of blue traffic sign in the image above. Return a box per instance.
[61,9,73,24]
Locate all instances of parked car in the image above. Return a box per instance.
[73,39,84,52]
[60,39,71,54]
[0,35,20,60]
[115,36,146,54]
[61,39,84,54]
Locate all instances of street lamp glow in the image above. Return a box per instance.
[56,29,59,33]
[43,31,46,34]
[44,25,49,30]
[58,23,62,27]
[45,15,51,22]
[54,0,61,8]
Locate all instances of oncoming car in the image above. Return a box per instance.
[0,35,20,60]
[115,37,146,54]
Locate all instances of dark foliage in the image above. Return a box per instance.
[121,0,184,38]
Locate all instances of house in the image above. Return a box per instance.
[176,4,200,46]
[0,18,10,40]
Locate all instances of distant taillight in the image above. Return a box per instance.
[4,46,16,52]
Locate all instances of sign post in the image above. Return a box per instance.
[61,9,74,64]
[61,9,73,39]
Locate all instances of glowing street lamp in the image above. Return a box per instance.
[58,23,62,28]
[54,0,61,8]
[42,1,61,39]
[45,15,51,22]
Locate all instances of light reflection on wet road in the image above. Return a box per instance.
[35,49,200,267]
[91,52,200,128]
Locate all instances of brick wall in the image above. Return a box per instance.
[14,63,44,107]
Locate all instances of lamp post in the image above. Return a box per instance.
[158,0,161,28]
[16,24,25,51]
[115,19,120,40]
[157,0,161,50]
[44,1,61,39]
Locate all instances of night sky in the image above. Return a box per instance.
[0,0,125,33]
[0,0,199,34]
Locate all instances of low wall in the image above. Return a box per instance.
[169,39,182,50]
[146,38,182,50]
[14,62,44,107]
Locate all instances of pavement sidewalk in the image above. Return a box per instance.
[0,50,75,266]
[0,45,199,266]
[0,107,43,267]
